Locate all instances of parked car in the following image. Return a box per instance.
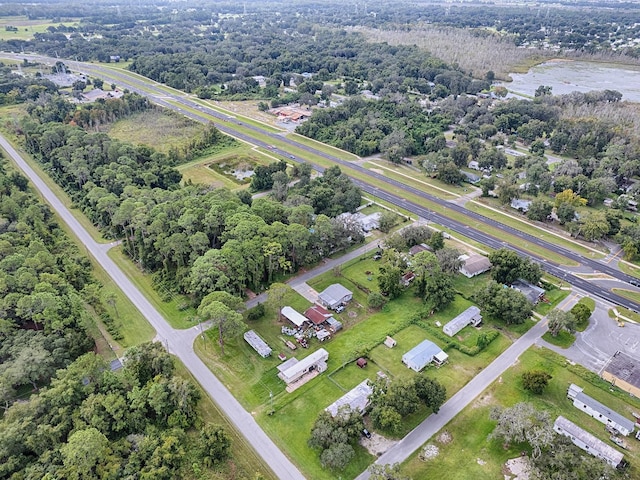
[334,305,345,313]
[362,428,372,439]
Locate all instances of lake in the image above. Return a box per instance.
[501,60,640,103]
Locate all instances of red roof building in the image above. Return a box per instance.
[304,304,333,325]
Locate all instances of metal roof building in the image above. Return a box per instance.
[402,340,448,372]
[244,330,272,358]
[443,306,482,337]
[277,348,329,385]
[317,284,353,310]
[567,384,635,436]
[325,380,373,417]
[553,416,625,468]
[281,306,308,327]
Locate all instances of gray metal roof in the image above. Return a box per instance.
[403,340,443,370]
[443,306,481,336]
[574,391,635,432]
[554,416,624,466]
[318,284,352,307]
[325,380,373,417]
[244,330,272,358]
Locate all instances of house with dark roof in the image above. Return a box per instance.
[461,170,481,184]
[510,279,545,304]
[553,416,626,469]
[317,284,353,310]
[567,384,635,436]
[409,244,431,256]
[443,306,482,337]
[601,351,640,399]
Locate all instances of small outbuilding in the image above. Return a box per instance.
[318,284,353,310]
[384,336,397,348]
[356,358,368,368]
[244,330,272,358]
[443,306,482,337]
[402,340,448,372]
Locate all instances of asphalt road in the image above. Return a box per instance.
[22,55,638,312]
[0,134,306,480]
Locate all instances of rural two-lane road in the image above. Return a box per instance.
[0,134,305,480]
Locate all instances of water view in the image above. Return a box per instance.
[502,60,640,102]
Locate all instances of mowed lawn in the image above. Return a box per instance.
[401,346,640,479]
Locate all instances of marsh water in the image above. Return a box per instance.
[501,60,640,102]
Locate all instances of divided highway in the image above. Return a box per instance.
[3,54,638,306]
[41,56,640,313]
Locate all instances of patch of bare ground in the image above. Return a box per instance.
[419,444,439,461]
[436,430,452,444]
[360,432,397,456]
[503,457,531,480]
[471,392,495,409]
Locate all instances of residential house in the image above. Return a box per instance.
[567,384,635,436]
[325,380,373,417]
[244,330,272,358]
[510,279,545,304]
[281,306,308,327]
[461,171,481,184]
[402,340,448,372]
[601,351,640,398]
[459,253,492,278]
[318,284,353,310]
[337,212,381,233]
[468,160,480,171]
[277,348,329,385]
[553,416,626,469]
[443,306,482,337]
[409,244,432,256]
[510,198,532,213]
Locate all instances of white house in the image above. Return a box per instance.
[443,306,482,337]
[277,348,329,385]
[567,384,635,436]
[317,284,353,310]
[510,198,532,213]
[459,253,492,278]
[325,380,373,417]
[402,340,448,372]
[554,416,625,469]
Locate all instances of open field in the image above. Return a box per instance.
[0,16,80,40]
[401,346,640,479]
[105,109,215,155]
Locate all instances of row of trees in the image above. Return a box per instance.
[0,343,233,479]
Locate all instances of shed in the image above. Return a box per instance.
[356,358,368,368]
[554,416,625,468]
[443,306,482,337]
[318,284,353,310]
[281,306,308,327]
[459,253,492,278]
[277,348,329,385]
[402,340,447,372]
[384,336,397,348]
[567,384,635,436]
[401,271,416,286]
[243,330,272,358]
[468,160,480,170]
[326,317,343,332]
[601,351,640,398]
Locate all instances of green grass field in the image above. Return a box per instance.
[542,330,576,348]
[0,16,80,40]
[401,346,640,479]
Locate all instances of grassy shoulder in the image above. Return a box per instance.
[107,248,198,329]
[173,358,276,480]
[541,331,576,348]
[400,345,640,479]
[612,288,640,304]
